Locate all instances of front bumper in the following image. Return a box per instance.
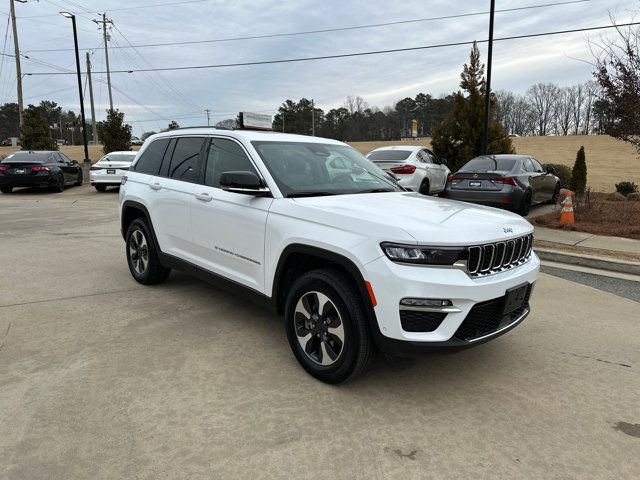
[90,170,126,185]
[364,252,540,352]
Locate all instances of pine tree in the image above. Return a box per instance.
[98,109,132,154]
[570,146,587,194]
[432,42,513,171]
[20,105,57,151]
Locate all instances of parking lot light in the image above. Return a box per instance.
[60,11,90,181]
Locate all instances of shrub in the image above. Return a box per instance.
[570,146,587,195]
[627,192,640,202]
[607,192,626,201]
[615,181,638,197]
[21,105,57,151]
[98,109,132,154]
[544,163,572,188]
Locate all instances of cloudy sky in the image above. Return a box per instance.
[0,0,637,134]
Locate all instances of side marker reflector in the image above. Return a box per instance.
[365,281,377,307]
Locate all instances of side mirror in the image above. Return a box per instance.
[219,171,271,196]
[545,166,556,174]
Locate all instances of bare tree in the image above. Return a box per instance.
[554,86,573,135]
[215,118,236,129]
[527,83,559,135]
[495,90,515,134]
[569,84,585,135]
[582,80,600,134]
[592,20,640,152]
[344,95,368,114]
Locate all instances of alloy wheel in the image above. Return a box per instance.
[129,229,149,275]
[294,291,345,366]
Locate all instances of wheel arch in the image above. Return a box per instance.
[271,244,380,336]
[120,201,161,253]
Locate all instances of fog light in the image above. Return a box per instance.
[400,298,453,307]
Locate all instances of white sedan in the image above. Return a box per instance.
[366,145,450,195]
[90,151,137,192]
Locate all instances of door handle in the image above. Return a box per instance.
[149,182,161,191]
[195,193,212,202]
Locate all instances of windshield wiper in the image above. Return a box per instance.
[354,188,396,194]
[288,191,338,198]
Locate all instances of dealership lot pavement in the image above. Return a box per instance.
[1,186,639,479]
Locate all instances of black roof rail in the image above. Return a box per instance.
[168,125,234,131]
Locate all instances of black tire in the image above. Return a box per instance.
[548,183,560,204]
[94,184,107,192]
[75,170,83,186]
[125,218,171,285]
[517,190,532,216]
[52,174,65,192]
[285,268,376,384]
[418,179,430,195]
[0,186,12,194]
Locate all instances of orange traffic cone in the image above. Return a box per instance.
[560,191,575,225]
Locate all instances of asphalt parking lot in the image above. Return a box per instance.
[1,185,639,479]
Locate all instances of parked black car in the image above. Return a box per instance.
[0,150,83,193]
[443,154,561,215]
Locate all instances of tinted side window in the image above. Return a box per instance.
[522,157,535,172]
[204,138,257,188]
[421,149,434,164]
[531,158,544,173]
[167,137,205,182]
[134,139,170,175]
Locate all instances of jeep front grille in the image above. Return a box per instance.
[466,234,533,277]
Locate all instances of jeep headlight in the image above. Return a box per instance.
[381,243,465,265]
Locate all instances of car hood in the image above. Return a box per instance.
[288,192,533,245]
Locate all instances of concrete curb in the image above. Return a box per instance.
[535,248,640,276]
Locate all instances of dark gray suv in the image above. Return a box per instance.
[444,154,561,215]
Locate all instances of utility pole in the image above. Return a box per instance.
[86,52,98,144]
[9,0,24,129]
[204,109,211,126]
[282,115,285,133]
[311,99,315,136]
[93,14,114,111]
[482,0,495,155]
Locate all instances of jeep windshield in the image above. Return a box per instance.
[251,141,401,197]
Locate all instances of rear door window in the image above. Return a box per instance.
[421,149,435,164]
[134,138,170,175]
[167,137,205,182]
[522,157,535,172]
[531,158,544,173]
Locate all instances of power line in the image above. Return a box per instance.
[110,24,201,112]
[22,21,640,76]
[7,0,209,18]
[21,0,590,53]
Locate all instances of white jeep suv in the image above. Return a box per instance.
[119,128,539,383]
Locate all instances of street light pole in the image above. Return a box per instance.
[482,0,495,155]
[61,12,90,180]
